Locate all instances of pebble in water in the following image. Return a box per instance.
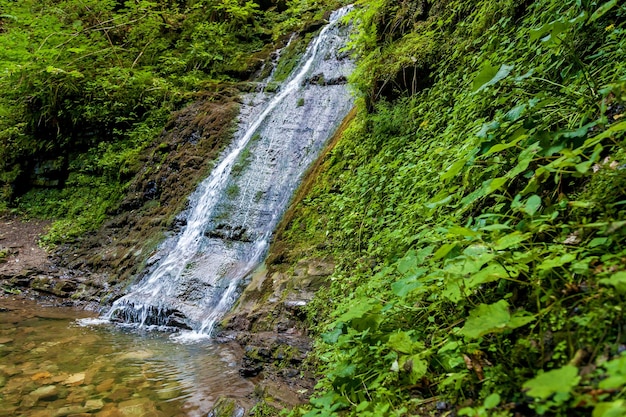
[0,298,254,416]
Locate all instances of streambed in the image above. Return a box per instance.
[0,297,254,417]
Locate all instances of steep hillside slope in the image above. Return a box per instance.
[269,0,626,415]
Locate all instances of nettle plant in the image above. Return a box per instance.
[291,0,626,416]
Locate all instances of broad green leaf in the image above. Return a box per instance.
[397,251,417,274]
[494,232,531,250]
[507,312,535,329]
[593,401,626,417]
[602,355,626,377]
[322,326,343,344]
[576,160,593,173]
[505,104,527,121]
[477,120,501,138]
[589,237,608,247]
[523,194,542,216]
[460,300,510,338]
[337,300,377,322]
[538,253,577,270]
[479,224,511,231]
[463,244,491,257]
[356,401,371,412]
[387,331,415,354]
[562,122,594,138]
[589,0,617,23]
[508,142,540,178]
[414,245,435,264]
[530,13,585,44]
[448,226,480,238]
[583,121,626,149]
[487,177,508,193]
[439,371,467,388]
[467,263,510,287]
[400,354,428,384]
[309,391,346,412]
[441,159,467,181]
[334,363,356,377]
[599,271,626,294]
[425,194,453,209]
[437,340,460,354]
[442,279,463,302]
[387,331,424,354]
[433,242,457,260]
[598,375,626,390]
[472,62,514,92]
[351,311,381,331]
[522,365,580,400]
[472,62,497,92]
[484,393,501,409]
[391,276,425,297]
[460,186,487,207]
[484,134,527,156]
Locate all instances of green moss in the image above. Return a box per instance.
[250,401,280,417]
[231,147,253,177]
[225,184,240,199]
[0,0,348,243]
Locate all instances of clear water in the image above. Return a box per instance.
[106,6,355,333]
[0,297,254,417]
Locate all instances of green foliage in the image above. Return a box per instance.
[0,0,349,239]
[282,0,626,415]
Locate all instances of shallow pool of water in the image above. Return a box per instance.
[0,296,254,417]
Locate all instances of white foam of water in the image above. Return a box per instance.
[104,5,355,335]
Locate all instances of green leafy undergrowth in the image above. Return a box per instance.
[0,0,348,242]
[277,0,626,415]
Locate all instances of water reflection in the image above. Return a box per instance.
[0,297,254,417]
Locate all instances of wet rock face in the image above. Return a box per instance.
[206,224,251,242]
[236,333,311,380]
[105,7,354,332]
[44,91,241,302]
[223,257,335,335]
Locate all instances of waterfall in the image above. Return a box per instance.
[105,6,354,334]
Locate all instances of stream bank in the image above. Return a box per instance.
[0,28,356,415]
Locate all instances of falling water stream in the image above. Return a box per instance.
[1,6,355,417]
[106,6,355,335]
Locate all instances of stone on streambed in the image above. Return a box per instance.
[28,410,54,417]
[85,398,105,411]
[119,349,154,361]
[30,384,59,400]
[64,372,85,386]
[31,371,53,381]
[117,397,161,417]
[156,387,183,401]
[107,386,132,401]
[53,404,88,417]
[96,377,115,393]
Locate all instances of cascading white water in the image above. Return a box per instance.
[106,6,354,334]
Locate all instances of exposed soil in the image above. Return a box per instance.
[0,215,52,277]
[0,214,98,307]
